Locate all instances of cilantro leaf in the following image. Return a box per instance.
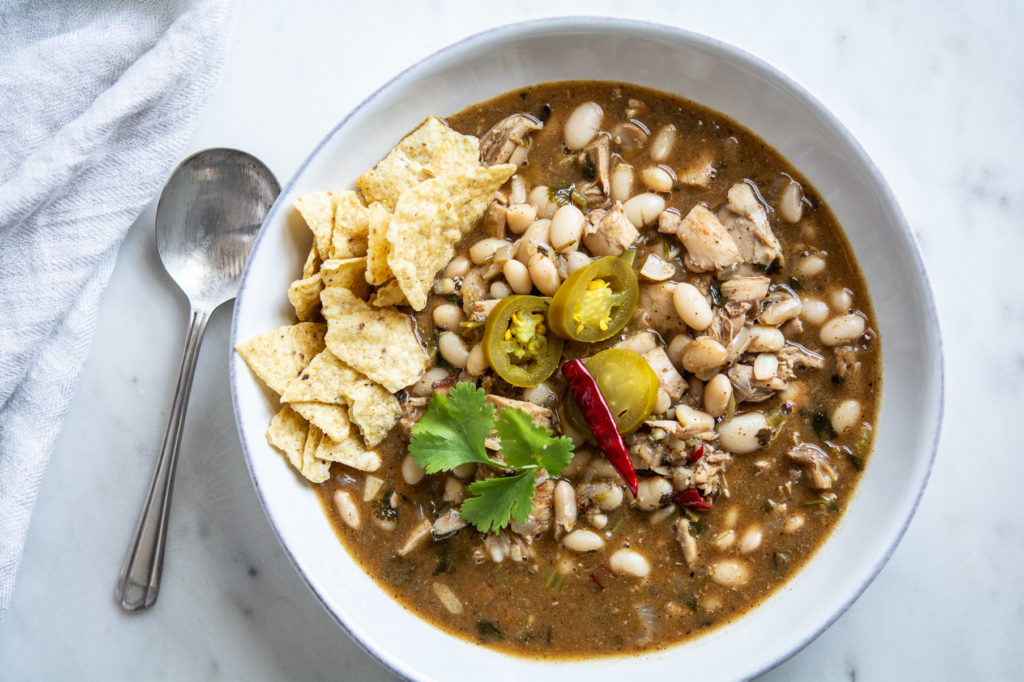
[461,473,537,533]
[409,383,495,474]
[495,408,574,475]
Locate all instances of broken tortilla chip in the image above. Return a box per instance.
[300,424,331,483]
[321,257,370,299]
[236,322,326,394]
[287,272,324,321]
[386,164,515,310]
[282,350,401,447]
[294,191,336,261]
[370,279,407,307]
[356,117,482,210]
[364,202,392,286]
[291,400,351,442]
[266,405,318,478]
[316,433,382,472]
[332,190,370,259]
[320,286,428,392]
[302,243,321,279]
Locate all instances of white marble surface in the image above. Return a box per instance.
[2,1,1021,679]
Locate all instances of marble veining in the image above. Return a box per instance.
[2,1,1022,680]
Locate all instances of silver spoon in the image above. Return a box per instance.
[116,148,279,611]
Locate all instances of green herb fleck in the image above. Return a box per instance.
[548,184,587,211]
[787,276,804,290]
[811,409,837,442]
[372,493,398,522]
[709,279,726,307]
[433,543,458,575]
[476,620,504,641]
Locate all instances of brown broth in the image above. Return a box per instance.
[315,81,880,658]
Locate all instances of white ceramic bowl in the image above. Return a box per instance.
[230,18,942,682]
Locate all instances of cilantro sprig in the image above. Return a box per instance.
[409,383,574,533]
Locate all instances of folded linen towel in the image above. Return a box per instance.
[0,0,237,618]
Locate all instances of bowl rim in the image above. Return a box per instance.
[229,15,944,680]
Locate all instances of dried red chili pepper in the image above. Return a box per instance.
[686,443,705,465]
[561,359,638,497]
[674,487,714,511]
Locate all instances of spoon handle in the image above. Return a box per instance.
[116,307,211,611]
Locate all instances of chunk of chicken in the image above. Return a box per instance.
[482,199,507,239]
[776,342,826,381]
[579,134,611,208]
[787,441,839,489]
[717,182,783,268]
[485,394,555,429]
[677,147,715,188]
[675,204,743,272]
[720,276,770,304]
[728,363,785,403]
[469,298,499,322]
[479,113,543,166]
[643,347,686,402]
[510,477,554,538]
[675,518,699,566]
[583,201,640,256]
[636,282,689,338]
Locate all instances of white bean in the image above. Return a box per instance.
[709,559,751,587]
[800,297,830,326]
[673,282,713,331]
[465,343,488,376]
[718,412,769,454]
[820,313,866,346]
[516,219,552,263]
[667,333,693,367]
[410,366,450,397]
[636,477,673,511]
[528,253,560,295]
[554,480,577,531]
[469,237,508,266]
[703,373,733,418]
[610,163,635,202]
[333,490,360,529]
[502,258,532,294]
[747,325,785,352]
[522,381,558,408]
[432,303,464,331]
[452,462,476,479]
[489,281,511,299]
[675,404,714,434]
[796,254,826,278]
[739,525,763,554]
[506,203,537,234]
[437,331,469,369]
[753,352,779,380]
[549,204,584,251]
[713,530,736,551]
[777,181,804,223]
[508,176,527,204]
[681,336,728,374]
[582,480,623,510]
[564,101,603,150]
[782,515,806,534]
[829,288,854,313]
[649,124,677,162]
[760,296,803,326]
[528,186,559,219]
[565,250,591,274]
[623,192,666,228]
[444,255,471,278]
[609,549,650,578]
[641,165,674,192]
[831,398,863,435]
[401,455,425,485]
[723,506,739,529]
[562,529,605,552]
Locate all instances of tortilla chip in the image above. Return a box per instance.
[316,433,382,472]
[332,190,370,259]
[357,117,482,210]
[266,405,307,471]
[386,164,515,310]
[287,272,323,321]
[291,400,351,442]
[299,424,331,483]
[294,192,336,261]
[281,350,401,447]
[236,322,327,394]
[320,286,428,392]
[320,257,370,299]
[364,202,392,286]
[302,243,321,279]
[370,280,407,308]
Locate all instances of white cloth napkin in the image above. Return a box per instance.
[0,0,237,618]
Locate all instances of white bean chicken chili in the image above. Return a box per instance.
[314,81,880,659]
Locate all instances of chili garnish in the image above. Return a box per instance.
[686,443,705,465]
[561,359,638,496]
[675,487,714,511]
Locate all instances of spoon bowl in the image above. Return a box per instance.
[116,148,279,611]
